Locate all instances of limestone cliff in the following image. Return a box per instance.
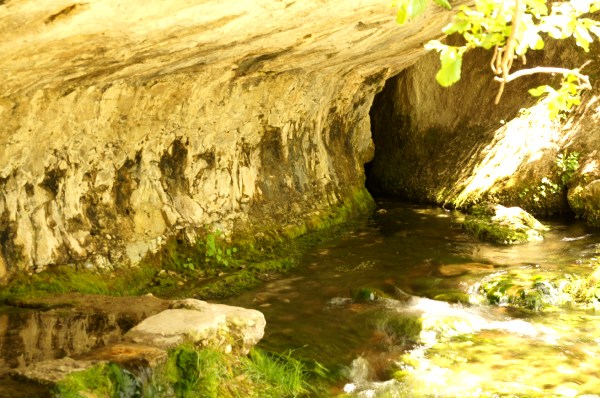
[0,0,465,275]
[368,41,600,219]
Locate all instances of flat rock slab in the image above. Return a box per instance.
[76,343,167,368]
[13,357,107,385]
[124,299,265,354]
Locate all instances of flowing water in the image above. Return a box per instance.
[225,198,600,397]
[3,198,600,397]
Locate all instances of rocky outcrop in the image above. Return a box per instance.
[368,41,600,219]
[463,204,549,245]
[124,299,265,355]
[0,0,469,276]
[13,299,265,387]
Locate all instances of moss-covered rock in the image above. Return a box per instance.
[568,179,600,227]
[350,287,391,303]
[463,203,549,244]
[472,266,600,311]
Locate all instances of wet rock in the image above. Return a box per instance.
[14,357,106,386]
[124,299,265,355]
[432,292,471,304]
[463,203,549,244]
[569,179,600,227]
[438,262,495,276]
[76,343,168,369]
[351,287,391,303]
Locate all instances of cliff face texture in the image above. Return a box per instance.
[0,0,463,275]
[368,42,600,219]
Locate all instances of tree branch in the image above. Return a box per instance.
[494,66,592,88]
[494,0,523,104]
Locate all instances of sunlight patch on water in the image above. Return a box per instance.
[344,297,600,397]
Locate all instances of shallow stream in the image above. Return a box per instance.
[2,198,600,397]
[225,198,600,397]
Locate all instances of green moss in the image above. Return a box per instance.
[53,345,319,398]
[52,362,138,398]
[462,204,546,244]
[380,315,423,345]
[474,266,600,311]
[350,287,391,303]
[433,291,471,304]
[0,187,374,305]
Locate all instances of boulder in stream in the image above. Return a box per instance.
[463,203,549,244]
[124,299,266,355]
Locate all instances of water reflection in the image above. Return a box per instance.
[0,306,138,396]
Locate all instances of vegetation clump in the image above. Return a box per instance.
[472,266,600,311]
[0,188,374,306]
[52,345,323,398]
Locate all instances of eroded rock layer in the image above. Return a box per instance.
[0,0,464,274]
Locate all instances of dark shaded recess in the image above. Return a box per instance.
[24,183,34,197]
[0,311,27,369]
[0,221,19,272]
[0,0,7,5]
[196,151,215,168]
[365,76,401,195]
[159,139,189,193]
[113,151,142,217]
[40,168,67,197]
[257,126,285,202]
[83,195,115,236]
[235,49,289,77]
[45,3,82,24]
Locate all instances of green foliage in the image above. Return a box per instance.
[53,362,140,398]
[393,0,600,117]
[518,150,579,205]
[244,349,310,397]
[556,150,580,185]
[529,74,586,119]
[204,231,238,268]
[424,41,466,86]
[392,0,427,24]
[54,346,318,398]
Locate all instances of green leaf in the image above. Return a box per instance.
[432,0,452,10]
[396,4,408,24]
[410,0,427,17]
[525,0,548,16]
[574,24,593,51]
[436,47,463,87]
[528,85,550,97]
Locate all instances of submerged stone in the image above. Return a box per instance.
[463,203,549,244]
[351,287,390,303]
[438,262,495,276]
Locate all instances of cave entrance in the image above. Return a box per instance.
[363,70,409,199]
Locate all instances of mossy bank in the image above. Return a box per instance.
[0,187,374,306]
[53,345,329,398]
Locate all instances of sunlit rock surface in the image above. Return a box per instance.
[124,299,265,355]
[0,0,470,275]
[463,203,549,245]
[368,42,600,218]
